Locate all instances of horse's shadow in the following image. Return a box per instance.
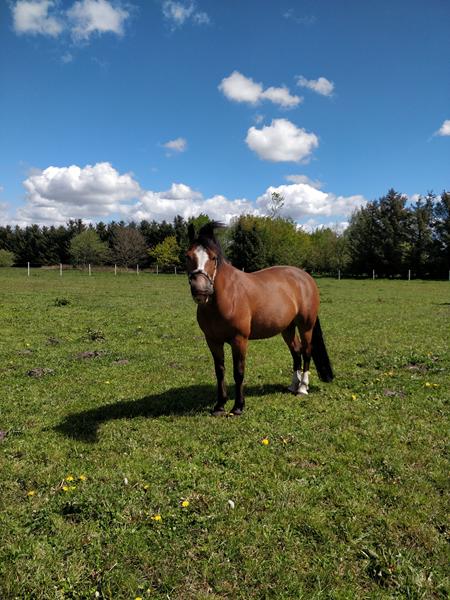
[54,383,285,443]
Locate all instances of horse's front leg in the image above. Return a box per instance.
[206,338,228,416]
[230,335,248,416]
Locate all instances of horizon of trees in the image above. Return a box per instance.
[0,189,448,278]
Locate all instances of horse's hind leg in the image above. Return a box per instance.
[282,324,302,394]
[230,335,248,416]
[297,325,313,395]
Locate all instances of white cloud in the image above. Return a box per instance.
[12,0,64,36]
[219,71,301,108]
[285,174,323,189]
[219,71,263,104]
[68,0,129,40]
[133,187,255,224]
[246,119,319,163]
[11,0,130,41]
[15,162,366,228]
[18,162,141,224]
[436,119,450,136]
[256,183,366,222]
[162,1,210,29]
[296,75,334,97]
[0,201,11,225]
[162,137,188,154]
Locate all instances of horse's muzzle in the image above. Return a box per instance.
[189,273,214,303]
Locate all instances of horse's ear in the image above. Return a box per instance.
[188,223,195,243]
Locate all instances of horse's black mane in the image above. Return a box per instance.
[190,221,226,264]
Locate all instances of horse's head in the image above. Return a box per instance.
[186,222,224,305]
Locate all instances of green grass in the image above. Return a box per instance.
[0,268,449,599]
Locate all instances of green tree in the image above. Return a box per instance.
[227,219,266,271]
[433,191,450,276]
[148,235,181,270]
[69,229,110,267]
[346,189,411,276]
[308,228,348,274]
[0,249,15,267]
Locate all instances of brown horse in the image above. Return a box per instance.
[186,222,333,415]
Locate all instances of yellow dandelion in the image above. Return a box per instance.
[27,490,36,497]
[105,380,111,384]
[143,484,150,490]
[62,485,69,492]
[181,500,190,508]
[351,394,357,400]
[78,474,87,481]
[151,514,162,521]
[261,438,269,446]
[65,475,74,482]
[135,597,143,600]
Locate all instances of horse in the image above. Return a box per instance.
[186,221,333,416]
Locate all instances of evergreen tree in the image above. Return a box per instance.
[433,191,450,276]
[227,220,266,271]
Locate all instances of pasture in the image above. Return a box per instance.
[0,268,448,599]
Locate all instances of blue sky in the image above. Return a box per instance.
[0,0,449,229]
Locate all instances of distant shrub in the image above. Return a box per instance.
[0,249,15,267]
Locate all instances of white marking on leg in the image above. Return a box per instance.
[194,246,209,271]
[288,369,301,393]
[299,370,310,395]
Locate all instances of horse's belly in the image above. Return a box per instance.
[249,313,294,340]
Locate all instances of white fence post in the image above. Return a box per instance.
[27,262,30,277]
[88,264,91,276]
[60,263,62,277]
[338,268,341,281]
[408,269,411,281]
[114,264,117,276]
[137,264,139,275]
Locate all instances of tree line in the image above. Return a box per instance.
[0,189,449,278]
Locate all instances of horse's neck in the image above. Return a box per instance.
[213,261,241,305]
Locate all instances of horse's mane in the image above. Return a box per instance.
[190,221,226,265]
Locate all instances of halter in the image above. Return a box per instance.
[188,258,217,288]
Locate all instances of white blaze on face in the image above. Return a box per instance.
[194,246,209,271]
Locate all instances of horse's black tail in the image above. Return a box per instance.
[312,317,334,382]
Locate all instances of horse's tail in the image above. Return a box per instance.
[312,317,334,382]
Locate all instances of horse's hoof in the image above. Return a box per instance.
[230,407,243,416]
[287,385,299,394]
[297,389,309,396]
[211,407,227,417]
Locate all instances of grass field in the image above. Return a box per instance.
[0,268,448,599]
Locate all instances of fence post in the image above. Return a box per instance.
[27,262,30,277]
[174,266,177,275]
[114,264,117,276]
[372,269,375,280]
[60,263,62,277]
[338,268,341,281]
[88,264,91,276]
[137,264,139,275]
[156,264,159,275]
[408,269,411,281]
